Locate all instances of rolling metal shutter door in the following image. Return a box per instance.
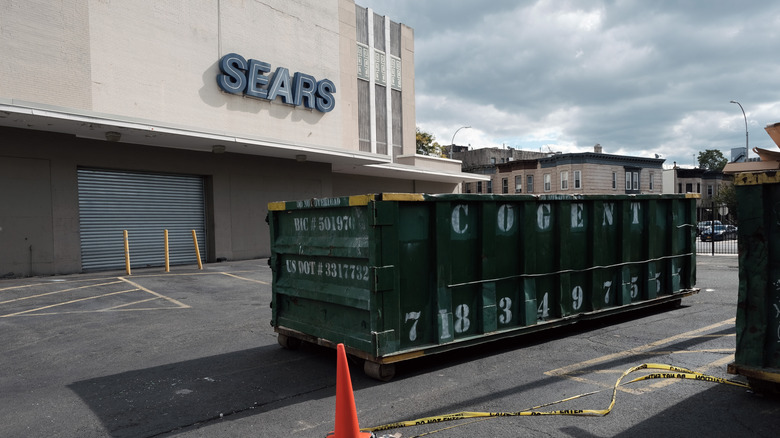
[78,169,206,271]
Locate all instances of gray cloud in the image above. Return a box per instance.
[358,0,780,165]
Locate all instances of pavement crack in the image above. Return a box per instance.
[144,383,334,437]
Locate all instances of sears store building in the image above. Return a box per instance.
[0,0,482,276]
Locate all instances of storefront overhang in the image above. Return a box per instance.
[0,99,391,168]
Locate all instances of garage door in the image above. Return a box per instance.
[78,168,206,271]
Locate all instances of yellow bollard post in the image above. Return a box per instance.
[164,229,170,272]
[192,229,203,270]
[123,230,131,275]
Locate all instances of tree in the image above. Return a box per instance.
[698,149,728,171]
[416,127,444,157]
[713,182,738,223]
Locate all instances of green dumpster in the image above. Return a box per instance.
[268,193,699,380]
[727,172,780,393]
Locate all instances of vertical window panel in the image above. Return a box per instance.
[357,44,370,80]
[374,50,386,85]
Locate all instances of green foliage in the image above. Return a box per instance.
[698,149,728,171]
[713,183,738,222]
[416,127,444,157]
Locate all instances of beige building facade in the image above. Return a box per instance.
[0,0,480,276]
[463,149,664,195]
[667,167,731,211]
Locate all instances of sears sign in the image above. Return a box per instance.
[216,53,336,113]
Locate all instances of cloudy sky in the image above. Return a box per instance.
[358,0,779,168]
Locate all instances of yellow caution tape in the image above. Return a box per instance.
[363,363,750,434]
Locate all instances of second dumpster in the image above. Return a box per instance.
[727,171,780,393]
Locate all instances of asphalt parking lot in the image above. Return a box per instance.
[1,256,778,437]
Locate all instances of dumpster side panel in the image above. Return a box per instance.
[766,185,780,367]
[645,200,663,299]
[532,199,559,322]
[269,200,380,354]
[621,200,643,304]
[394,202,435,351]
[673,196,697,290]
[559,200,592,317]
[591,200,621,311]
[520,199,541,326]
[488,201,526,330]
[269,194,698,365]
[735,180,780,369]
[436,200,481,341]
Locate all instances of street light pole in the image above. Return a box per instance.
[450,126,471,159]
[730,100,748,161]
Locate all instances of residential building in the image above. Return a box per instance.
[453,147,550,171]
[462,145,665,195]
[455,147,549,193]
[667,167,732,216]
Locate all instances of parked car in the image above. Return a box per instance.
[700,224,737,241]
[697,220,722,236]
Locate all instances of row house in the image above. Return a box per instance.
[671,168,729,200]
[463,145,665,195]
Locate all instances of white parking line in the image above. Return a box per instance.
[1,289,138,317]
[118,277,191,309]
[0,281,123,305]
[0,276,192,317]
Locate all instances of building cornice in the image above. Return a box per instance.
[539,152,665,168]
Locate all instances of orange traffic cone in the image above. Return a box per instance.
[326,343,374,438]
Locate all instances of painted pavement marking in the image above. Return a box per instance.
[545,318,737,394]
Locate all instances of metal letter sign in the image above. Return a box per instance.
[216,53,336,113]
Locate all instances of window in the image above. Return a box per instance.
[502,178,508,194]
[357,44,370,80]
[574,170,582,189]
[625,169,639,192]
[560,171,569,190]
[527,175,534,193]
[487,180,493,193]
[464,182,471,193]
[389,56,402,89]
[685,183,693,193]
[697,183,701,193]
[612,172,617,190]
[515,175,522,193]
[477,181,482,193]
[374,50,386,85]
[707,184,714,198]
[649,172,654,191]
[491,157,496,165]
[544,173,551,192]
[678,183,683,194]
